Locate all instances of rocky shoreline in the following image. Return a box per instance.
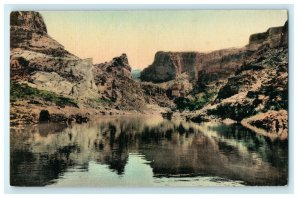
[10,99,169,126]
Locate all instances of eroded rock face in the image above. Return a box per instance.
[140,52,202,83]
[190,21,288,139]
[10,11,47,33]
[10,11,80,81]
[209,46,288,121]
[94,53,132,81]
[158,73,193,98]
[248,21,288,50]
[10,11,99,101]
[10,11,172,125]
[141,48,248,84]
[141,21,288,87]
[10,11,72,56]
[197,48,248,85]
[93,54,172,110]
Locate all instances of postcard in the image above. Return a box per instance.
[10,10,288,187]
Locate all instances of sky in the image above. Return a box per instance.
[40,10,287,69]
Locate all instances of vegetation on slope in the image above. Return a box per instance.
[10,81,78,107]
[174,89,217,112]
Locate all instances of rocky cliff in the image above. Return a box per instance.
[10,11,99,101]
[140,51,203,83]
[189,21,288,140]
[248,21,288,50]
[93,53,172,111]
[10,11,172,125]
[10,11,103,124]
[10,11,72,57]
[140,21,288,86]
[140,48,248,84]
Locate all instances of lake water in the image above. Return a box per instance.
[10,115,288,187]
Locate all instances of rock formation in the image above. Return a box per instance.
[140,48,248,84]
[248,21,288,50]
[93,53,172,110]
[140,51,203,83]
[140,21,288,86]
[10,11,172,124]
[10,11,99,101]
[241,110,288,140]
[10,11,175,125]
[10,11,72,56]
[189,21,288,139]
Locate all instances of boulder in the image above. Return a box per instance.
[39,109,50,122]
[241,110,288,140]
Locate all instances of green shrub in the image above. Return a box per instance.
[10,81,78,107]
[174,90,217,111]
[174,97,192,111]
[94,98,111,103]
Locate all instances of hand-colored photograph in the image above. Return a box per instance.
[10,10,288,187]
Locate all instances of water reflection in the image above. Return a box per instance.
[10,115,288,186]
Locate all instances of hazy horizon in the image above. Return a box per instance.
[41,10,287,69]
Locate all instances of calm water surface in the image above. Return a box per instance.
[10,115,288,186]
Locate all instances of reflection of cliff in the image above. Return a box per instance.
[139,123,287,186]
[10,116,287,186]
[10,141,82,186]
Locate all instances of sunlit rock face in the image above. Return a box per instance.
[10,11,99,100]
[10,11,71,56]
[10,11,172,119]
[140,48,249,84]
[140,51,203,83]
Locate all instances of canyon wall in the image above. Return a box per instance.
[248,21,288,50]
[190,21,288,139]
[10,11,99,100]
[140,48,248,84]
[140,52,203,83]
[140,21,288,86]
[10,11,172,121]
